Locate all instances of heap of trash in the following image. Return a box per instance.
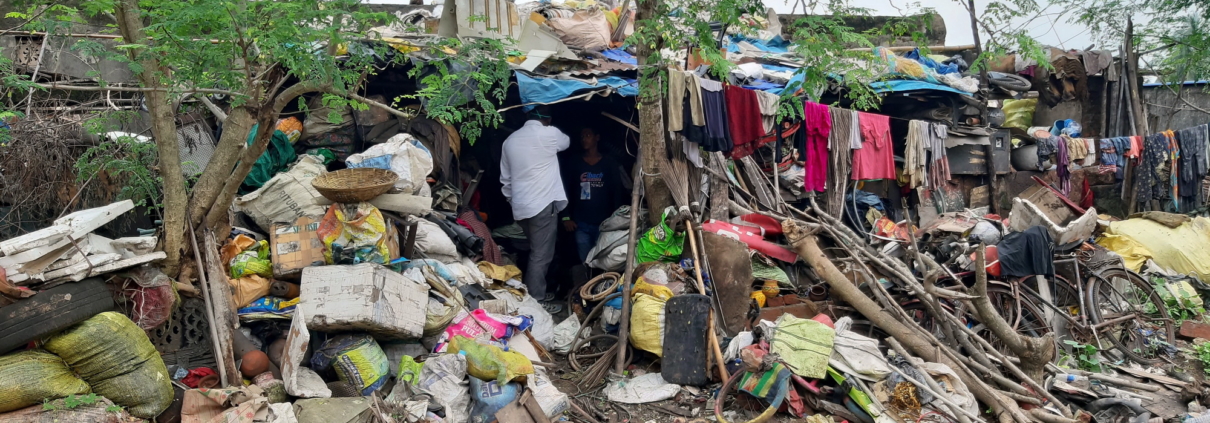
[2,115,1210,423]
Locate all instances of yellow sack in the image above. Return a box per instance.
[317,203,390,265]
[629,293,666,357]
[43,312,173,419]
[229,274,272,309]
[477,262,522,282]
[1095,233,1152,272]
[0,350,91,413]
[1098,217,1210,280]
[448,336,534,385]
[633,277,673,301]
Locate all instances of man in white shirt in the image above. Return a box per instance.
[501,106,570,313]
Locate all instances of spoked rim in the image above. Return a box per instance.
[1088,269,1175,364]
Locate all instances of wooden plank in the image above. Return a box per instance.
[0,225,70,256]
[202,229,240,387]
[1112,365,1188,389]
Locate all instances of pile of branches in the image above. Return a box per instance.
[779,199,1080,423]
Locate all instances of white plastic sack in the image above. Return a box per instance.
[490,290,555,349]
[235,155,328,232]
[586,230,628,271]
[546,9,611,51]
[448,258,491,287]
[724,331,754,362]
[829,317,893,382]
[417,354,471,423]
[409,217,460,263]
[604,373,681,404]
[346,134,434,195]
[921,362,979,417]
[527,368,569,417]
[551,315,582,355]
[282,310,332,398]
[267,403,299,423]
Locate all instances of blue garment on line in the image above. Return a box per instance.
[904,48,959,75]
[601,48,637,65]
[869,80,974,96]
[742,79,784,91]
[515,72,638,111]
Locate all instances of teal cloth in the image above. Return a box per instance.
[240,125,297,194]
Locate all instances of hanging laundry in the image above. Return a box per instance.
[698,79,733,153]
[925,123,950,189]
[1134,133,1170,206]
[1035,135,1058,171]
[1123,135,1143,162]
[904,120,928,189]
[1165,130,1181,211]
[847,109,862,150]
[755,91,780,134]
[1081,138,1097,166]
[852,112,895,180]
[1064,136,1088,161]
[1177,124,1208,210]
[667,70,705,132]
[725,85,765,159]
[825,107,854,217]
[1098,137,1129,179]
[802,101,831,192]
[1056,135,1071,194]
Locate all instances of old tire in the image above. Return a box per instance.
[0,278,114,354]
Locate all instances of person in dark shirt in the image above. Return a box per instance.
[561,127,628,263]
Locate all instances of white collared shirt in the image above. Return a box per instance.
[500,120,571,220]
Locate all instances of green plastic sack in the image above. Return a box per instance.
[635,206,685,263]
[448,336,534,385]
[0,349,91,413]
[42,312,172,419]
[241,126,298,194]
[311,335,390,395]
[1001,98,1037,130]
[230,240,272,279]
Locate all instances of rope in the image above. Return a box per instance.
[580,272,622,302]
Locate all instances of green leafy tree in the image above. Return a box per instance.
[0,0,512,275]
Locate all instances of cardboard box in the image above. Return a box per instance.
[270,216,326,280]
[299,263,429,340]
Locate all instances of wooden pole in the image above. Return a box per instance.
[613,154,643,375]
[685,226,729,383]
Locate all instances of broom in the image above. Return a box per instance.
[660,154,731,383]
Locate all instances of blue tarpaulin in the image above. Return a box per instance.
[726,35,790,54]
[601,48,637,65]
[515,72,639,110]
[904,48,959,75]
[869,80,973,96]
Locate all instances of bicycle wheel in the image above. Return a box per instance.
[974,286,1054,359]
[1088,268,1175,364]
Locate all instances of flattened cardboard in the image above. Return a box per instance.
[271,216,325,280]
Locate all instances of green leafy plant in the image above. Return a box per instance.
[1150,278,1205,325]
[1191,342,1210,375]
[43,393,102,411]
[1063,340,1103,372]
[75,111,164,209]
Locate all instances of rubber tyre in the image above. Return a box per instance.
[0,278,115,354]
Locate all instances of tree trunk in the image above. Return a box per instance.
[201,82,323,229]
[783,219,1027,423]
[188,106,254,228]
[633,0,672,225]
[114,0,187,276]
[968,245,1055,381]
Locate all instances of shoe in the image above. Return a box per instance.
[541,293,557,302]
[541,301,564,314]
